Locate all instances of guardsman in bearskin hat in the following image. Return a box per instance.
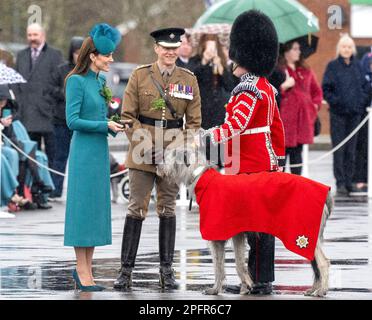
[202,10,286,295]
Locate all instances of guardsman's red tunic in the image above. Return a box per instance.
[205,73,285,174]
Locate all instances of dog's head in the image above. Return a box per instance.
[156,142,207,186]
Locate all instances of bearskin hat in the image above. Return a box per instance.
[229,10,279,77]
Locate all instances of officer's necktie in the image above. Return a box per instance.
[163,71,170,84]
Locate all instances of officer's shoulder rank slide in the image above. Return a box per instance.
[136,64,152,71]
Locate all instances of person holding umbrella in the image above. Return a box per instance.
[279,39,323,176]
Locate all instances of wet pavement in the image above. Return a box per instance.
[1,151,372,300]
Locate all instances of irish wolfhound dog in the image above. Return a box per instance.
[157,143,333,297]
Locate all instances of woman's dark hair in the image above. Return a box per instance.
[197,34,228,69]
[68,36,85,64]
[65,37,98,87]
[278,40,309,69]
[2,98,19,113]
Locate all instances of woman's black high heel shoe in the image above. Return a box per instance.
[72,269,105,292]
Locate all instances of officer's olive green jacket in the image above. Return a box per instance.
[122,62,202,173]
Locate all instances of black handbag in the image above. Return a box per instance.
[314,116,321,136]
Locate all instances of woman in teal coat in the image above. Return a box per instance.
[64,24,128,291]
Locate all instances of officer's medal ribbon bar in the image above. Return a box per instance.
[169,84,193,100]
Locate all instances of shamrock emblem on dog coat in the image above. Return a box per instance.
[296,235,309,249]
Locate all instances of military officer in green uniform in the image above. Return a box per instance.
[114,28,201,290]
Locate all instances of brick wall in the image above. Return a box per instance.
[298,0,372,134]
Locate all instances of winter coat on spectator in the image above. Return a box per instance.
[48,62,74,125]
[280,66,323,148]
[13,43,63,133]
[322,56,370,115]
[192,56,236,130]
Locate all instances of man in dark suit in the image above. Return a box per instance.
[13,23,63,166]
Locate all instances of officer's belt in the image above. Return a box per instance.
[138,115,184,129]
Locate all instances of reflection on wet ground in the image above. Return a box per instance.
[1,241,372,299]
[1,158,372,300]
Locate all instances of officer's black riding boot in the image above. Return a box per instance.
[114,216,143,290]
[159,216,179,289]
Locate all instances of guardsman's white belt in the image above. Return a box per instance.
[240,126,271,135]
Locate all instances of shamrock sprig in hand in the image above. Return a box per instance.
[109,114,134,129]
[110,114,122,123]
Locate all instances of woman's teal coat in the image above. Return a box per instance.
[64,69,113,247]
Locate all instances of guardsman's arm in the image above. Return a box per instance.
[206,91,259,145]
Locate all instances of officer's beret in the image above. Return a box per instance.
[229,10,279,77]
[89,23,122,55]
[150,28,185,48]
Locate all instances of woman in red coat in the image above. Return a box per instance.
[279,41,323,175]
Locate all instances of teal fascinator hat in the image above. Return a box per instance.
[89,23,122,55]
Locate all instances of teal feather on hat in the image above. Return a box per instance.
[89,23,122,55]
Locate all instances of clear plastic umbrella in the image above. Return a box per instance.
[0,62,27,85]
[190,23,232,48]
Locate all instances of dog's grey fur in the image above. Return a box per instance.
[157,143,333,297]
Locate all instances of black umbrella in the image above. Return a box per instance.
[280,34,319,59]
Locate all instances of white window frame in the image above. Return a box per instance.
[351,5,372,38]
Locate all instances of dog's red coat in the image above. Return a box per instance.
[195,169,330,260]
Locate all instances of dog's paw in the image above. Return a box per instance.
[203,287,220,295]
[304,287,328,297]
[240,283,251,295]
